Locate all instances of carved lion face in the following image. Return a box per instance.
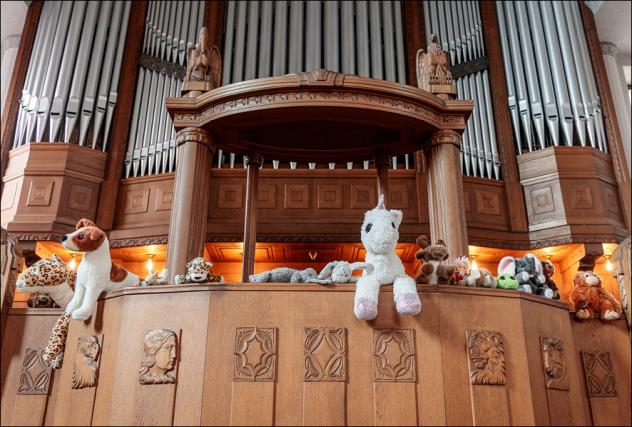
[468,331,506,386]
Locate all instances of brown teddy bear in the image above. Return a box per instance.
[569,271,622,320]
[415,235,456,285]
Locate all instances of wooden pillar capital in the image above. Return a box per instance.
[245,152,263,167]
[426,129,461,150]
[176,127,214,151]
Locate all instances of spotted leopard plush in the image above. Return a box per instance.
[42,312,71,368]
[16,254,76,308]
[175,257,223,284]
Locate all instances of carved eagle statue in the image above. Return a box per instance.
[185,27,222,90]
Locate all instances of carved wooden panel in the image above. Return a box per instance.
[1,180,17,210]
[68,184,93,212]
[234,327,277,382]
[541,337,569,390]
[476,189,501,216]
[304,327,347,382]
[155,186,173,211]
[317,185,342,209]
[26,180,54,207]
[581,351,617,397]
[139,329,178,385]
[258,184,277,209]
[350,184,375,209]
[17,348,52,395]
[530,187,555,214]
[284,185,310,209]
[124,189,150,214]
[217,184,243,209]
[373,329,416,382]
[72,335,101,389]
[604,187,621,214]
[389,183,410,209]
[463,188,472,213]
[570,186,594,209]
[467,330,506,386]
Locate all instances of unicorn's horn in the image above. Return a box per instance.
[376,194,385,209]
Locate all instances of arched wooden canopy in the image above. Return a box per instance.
[166,69,472,161]
[165,69,474,282]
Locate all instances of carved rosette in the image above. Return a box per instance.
[175,127,214,150]
[581,351,617,397]
[234,327,277,382]
[541,337,569,390]
[427,129,462,150]
[17,348,52,395]
[304,327,347,382]
[467,330,506,386]
[373,329,416,382]
[72,335,101,389]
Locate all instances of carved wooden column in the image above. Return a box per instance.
[166,127,214,282]
[242,153,262,282]
[425,130,469,256]
[375,154,390,207]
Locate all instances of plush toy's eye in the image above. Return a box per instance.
[365,223,372,233]
[510,276,515,280]
[391,222,395,229]
[77,234,84,240]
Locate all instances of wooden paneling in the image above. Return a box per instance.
[4,285,628,426]
[0,1,42,194]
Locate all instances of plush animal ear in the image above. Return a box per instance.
[51,254,63,264]
[525,253,543,273]
[436,239,446,247]
[498,256,516,275]
[206,260,213,268]
[417,235,429,249]
[87,227,104,241]
[350,262,373,274]
[76,218,96,229]
[390,209,403,228]
[318,262,336,279]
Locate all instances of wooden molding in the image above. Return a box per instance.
[96,0,149,231]
[0,1,43,194]
[479,1,529,233]
[579,2,632,230]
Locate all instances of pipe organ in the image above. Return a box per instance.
[424,1,501,180]
[13,1,132,151]
[496,1,607,154]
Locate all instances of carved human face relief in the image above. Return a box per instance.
[153,335,177,374]
[140,329,178,385]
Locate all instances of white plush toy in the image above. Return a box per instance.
[307,261,374,285]
[354,195,421,320]
[143,268,169,286]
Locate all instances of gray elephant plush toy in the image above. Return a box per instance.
[307,261,374,285]
[249,267,317,283]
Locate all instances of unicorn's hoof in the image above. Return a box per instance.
[354,298,378,320]
[396,293,421,316]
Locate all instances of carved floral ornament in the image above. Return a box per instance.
[304,327,347,382]
[175,127,212,149]
[373,329,417,382]
[234,327,277,382]
[581,351,617,397]
[18,348,52,395]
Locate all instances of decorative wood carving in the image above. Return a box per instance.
[304,327,347,382]
[257,184,277,209]
[17,348,52,395]
[26,181,54,207]
[476,189,501,216]
[139,329,178,385]
[467,330,506,386]
[124,189,150,214]
[389,184,410,209]
[68,184,93,212]
[373,329,416,382]
[451,56,490,80]
[155,186,173,211]
[183,27,221,96]
[571,187,595,209]
[234,327,277,382]
[581,351,617,397]
[72,335,101,389]
[218,184,244,209]
[1,180,17,210]
[541,337,569,390]
[138,53,186,80]
[351,185,376,209]
[317,185,342,209]
[530,187,556,214]
[415,34,457,100]
[284,185,310,209]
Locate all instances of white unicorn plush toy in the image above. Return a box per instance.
[354,195,421,320]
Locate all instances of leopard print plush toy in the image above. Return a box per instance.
[42,312,72,368]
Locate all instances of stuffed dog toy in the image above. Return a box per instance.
[62,219,140,320]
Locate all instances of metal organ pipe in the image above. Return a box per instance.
[497,1,607,153]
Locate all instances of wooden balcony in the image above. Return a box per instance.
[1,284,630,426]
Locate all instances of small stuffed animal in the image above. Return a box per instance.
[354,195,420,320]
[538,260,560,299]
[249,267,317,283]
[454,256,470,286]
[62,219,140,321]
[415,235,456,285]
[16,254,76,308]
[175,257,222,284]
[499,254,545,294]
[497,273,519,290]
[143,269,169,286]
[462,268,498,288]
[307,261,373,285]
[570,271,622,320]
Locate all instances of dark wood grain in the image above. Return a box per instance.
[403,0,426,87]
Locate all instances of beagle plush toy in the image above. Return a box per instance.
[62,219,140,320]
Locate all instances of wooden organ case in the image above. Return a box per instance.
[1,1,630,426]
